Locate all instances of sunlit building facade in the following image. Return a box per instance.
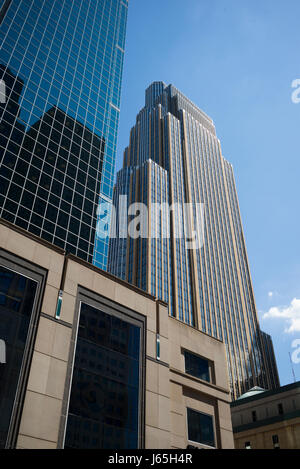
[0,0,128,268]
[108,82,280,399]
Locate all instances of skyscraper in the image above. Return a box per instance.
[0,0,128,268]
[260,330,280,389]
[108,82,280,399]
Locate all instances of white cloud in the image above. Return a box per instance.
[263,298,300,333]
[268,291,274,298]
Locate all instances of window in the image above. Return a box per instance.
[184,350,211,383]
[278,403,284,415]
[272,434,280,449]
[252,411,257,422]
[0,255,45,449]
[64,293,145,449]
[187,408,215,448]
[245,441,251,449]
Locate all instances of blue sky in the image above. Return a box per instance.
[116,0,300,386]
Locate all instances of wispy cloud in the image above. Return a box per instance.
[263,298,300,333]
[268,291,274,298]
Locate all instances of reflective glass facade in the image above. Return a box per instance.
[65,301,142,449]
[108,82,280,399]
[0,0,128,267]
[0,265,37,448]
[260,330,280,390]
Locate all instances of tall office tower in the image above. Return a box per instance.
[0,0,128,268]
[108,82,280,399]
[260,330,280,389]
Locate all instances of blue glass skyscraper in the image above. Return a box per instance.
[0,0,128,268]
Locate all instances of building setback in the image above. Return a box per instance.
[108,82,280,399]
[0,0,128,269]
[0,218,234,449]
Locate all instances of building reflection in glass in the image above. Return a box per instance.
[0,0,128,268]
[0,265,37,448]
[0,64,105,263]
[65,302,141,449]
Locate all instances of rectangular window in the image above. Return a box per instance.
[252,411,257,422]
[0,252,45,449]
[64,292,145,449]
[245,441,251,449]
[187,408,215,448]
[184,350,211,383]
[272,434,280,449]
[278,403,283,415]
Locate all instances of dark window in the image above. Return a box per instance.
[90,155,99,169]
[82,213,92,226]
[33,198,46,216]
[62,187,73,204]
[8,183,22,201]
[60,201,71,214]
[0,266,38,449]
[21,190,34,209]
[1,166,13,181]
[71,206,81,221]
[187,408,215,448]
[78,239,89,253]
[37,187,49,201]
[41,230,53,243]
[252,411,257,422]
[1,210,15,223]
[55,226,67,241]
[69,219,80,235]
[77,169,86,185]
[12,173,24,188]
[43,220,55,235]
[28,224,41,237]
[53,237,65,249]
[278,403,283,415]
[66,164,76,179]
[67,232,77,247]
[184,351,210,383]
[4,199,18,214]
[272,434,280,449]
[0,176,9,195]
[40,174,51,190]
[65,301,142,449]
[43,162,54,176]
[57,212,68,229]
[46,204,58,223]
[83,199,94,216]
[24,175,37,192]
[245,441,251,449]
[80,223,90,241]
[15,217,28,230]
[65,243,77,255]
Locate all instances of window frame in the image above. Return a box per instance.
[186,407,216,449]
[0,248,47,448]
[59,286,146,449]
[183,348,214,384]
